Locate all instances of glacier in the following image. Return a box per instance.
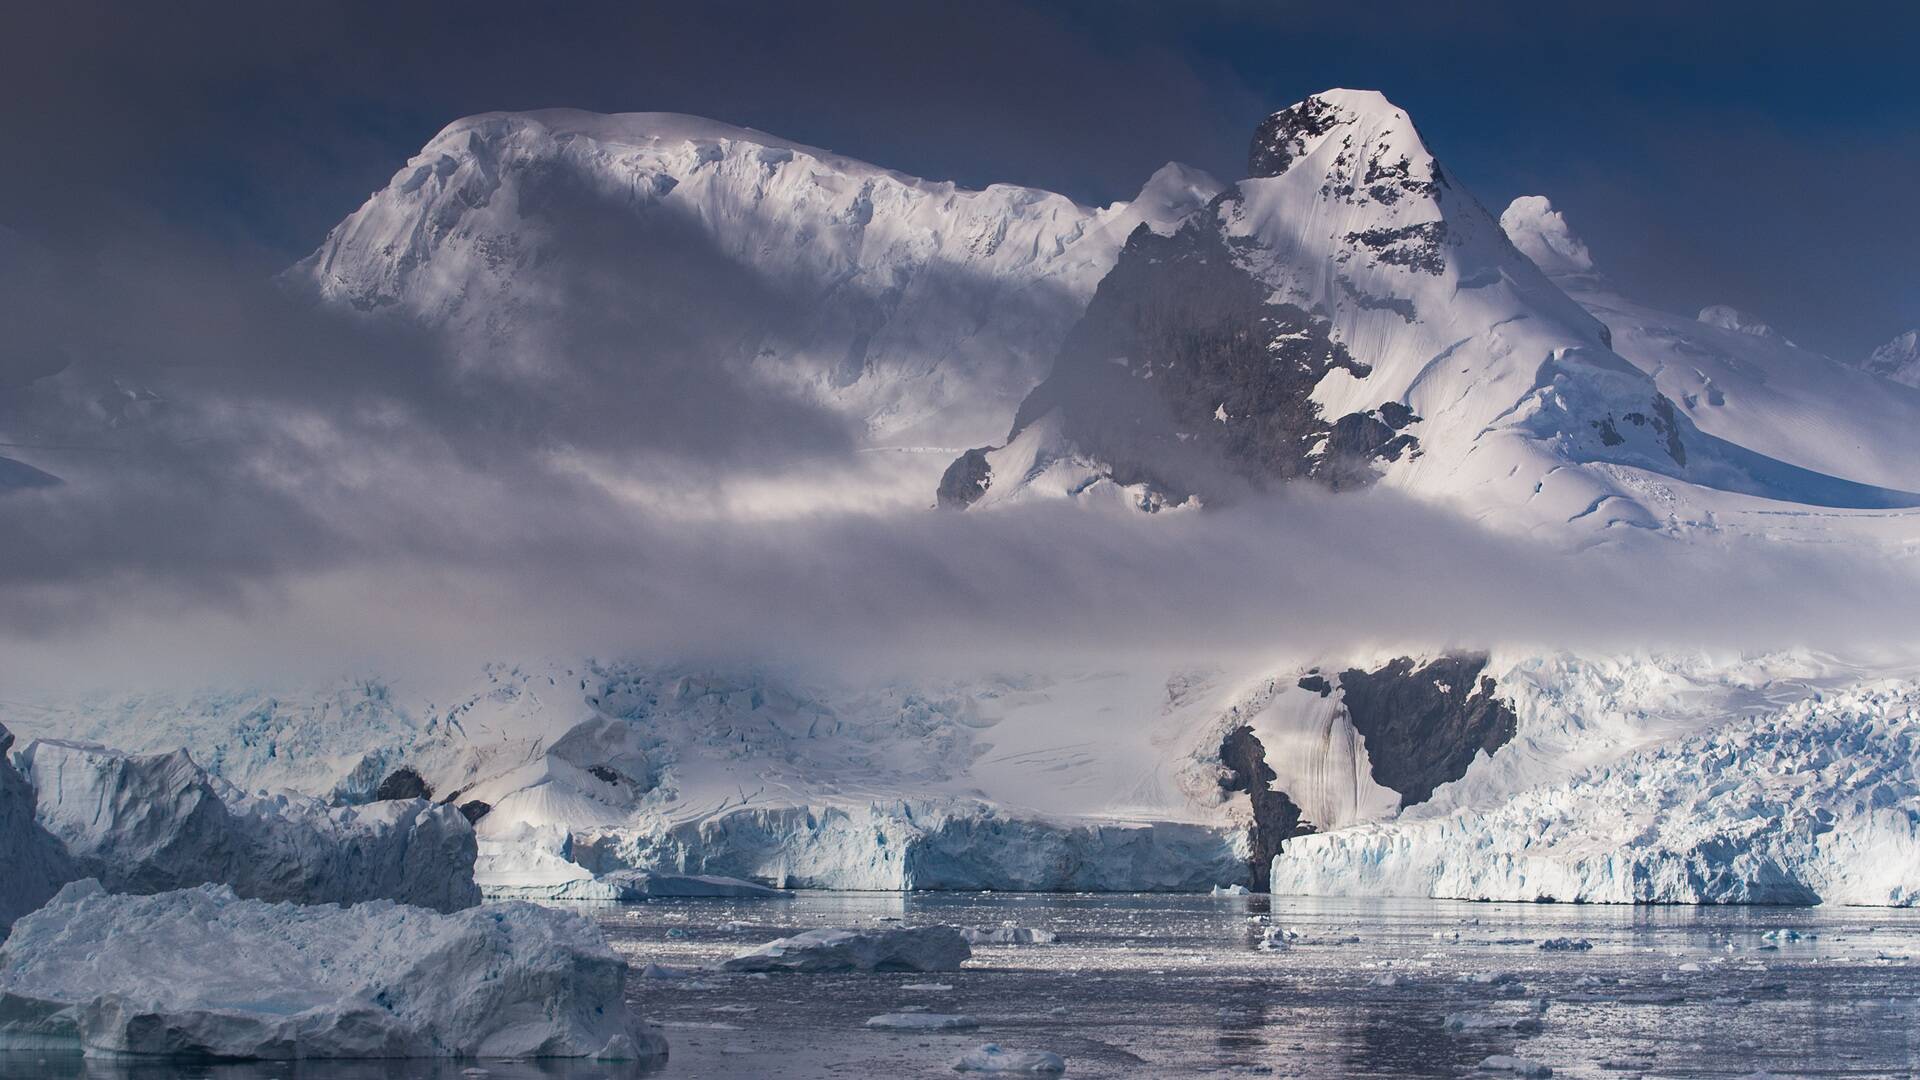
[1271,680,1920,905]
[0,879,666,1060]
[12,650,1920,905]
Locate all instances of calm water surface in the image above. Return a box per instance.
[7,892,1920,1078]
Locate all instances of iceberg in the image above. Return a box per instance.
[21,738,479,912]
[0,724,74,938]
[954,1044,1068,1073]
[866,1012,980,1031]
[0,880,666,1061]
[720,926,971,973]
[960,926,1056,945]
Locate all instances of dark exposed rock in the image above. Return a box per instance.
[1249,96,1341,178]
[1344,221,1450,275]
[373,767,432,802]
[1336,654,1518,808]
[457,799,492,824]
[1217,726,1315,891]
[1296,673,1332,697]
[1320,408,1421,490]
[586,764,623,785]
[993,203,1411,506]
[936,447,994,509]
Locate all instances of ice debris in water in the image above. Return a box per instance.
[1479,1055,1553,1077]
[0,880,664,1061]
[721,926,971,973]
[1211,884,1251,896]
[868,1012,981,1031]
[1540,937,1593,951]
[1259,926,1300,951]
[961,926,1057,945]
[954,1043,1069,1073]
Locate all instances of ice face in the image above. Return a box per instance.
[0,880,664,1061]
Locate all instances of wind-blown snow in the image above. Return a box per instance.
[0,879,665,1060]
[294,110,1218,452]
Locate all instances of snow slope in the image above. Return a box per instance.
[949,91,1920,536]
[0,879,664,1060]
[1502,195,1920,492]
[19,738,479,911]
[294,110,1217,451]
[1271,679,1920,905]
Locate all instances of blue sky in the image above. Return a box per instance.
[3,0,1915,356]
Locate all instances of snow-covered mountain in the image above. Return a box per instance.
[293,110,1218,452]
[1863,330,1920,388]
[1502,196,1920,493]
[942,91,1920,535]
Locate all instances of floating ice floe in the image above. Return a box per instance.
[961,926,1056,945]
[0,880,665,1061]
[1479,1056,1553,1077]
[20,738,478,912]
[1259,926,1300,950]
[954,1043,1068,1073]
[1211,884,1251,896]
[867,1012,980,1031]
[1539,937,1593,951]
[721,926,971,973]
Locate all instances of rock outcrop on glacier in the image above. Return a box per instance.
[721,926,971,973]
[948,90,1920,527]
[20,739,479,912]
[0,724,75,938]
[0,880,665,1060]
[1270,681,1920,905]
[293,110,1218,451]
[1502,195,1920,494]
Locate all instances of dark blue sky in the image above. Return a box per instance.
[5,0,1915,357]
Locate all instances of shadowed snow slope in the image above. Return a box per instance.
[0,880,664,1060]
[293,110,1218,452]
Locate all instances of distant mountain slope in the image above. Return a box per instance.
[944,91,1920,531]
[293,110,1218,450]
[1863,330,1920,389]
[1502,196,1920,493]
